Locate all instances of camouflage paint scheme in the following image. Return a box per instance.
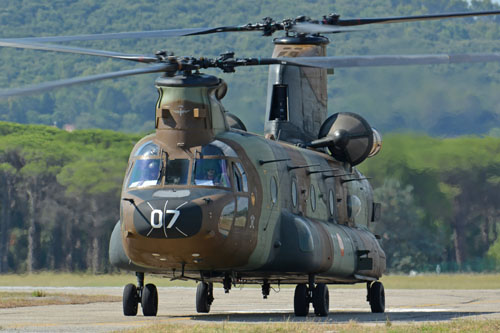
[110,43,386,284]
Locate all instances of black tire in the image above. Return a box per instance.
[141,283,158,316]
[196,282,211,313]
[312,283,329,317]
[369,281,385,313]
[123,283,138,316]
[293,283,309,316]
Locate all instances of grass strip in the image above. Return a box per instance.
[0,291,120,308]
[118,319,500,333]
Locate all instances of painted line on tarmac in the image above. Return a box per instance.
[217,308,453,314]
[387,308,452,312]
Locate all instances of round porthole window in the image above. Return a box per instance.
[291,180,297,207]
[270,176,278,203]
[329,189,334,216]
[310,184,316,211]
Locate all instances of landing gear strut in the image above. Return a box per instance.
[223,274,232,293]
[122,272,158,316]
[293,274,329,317]
[262,280,270,299]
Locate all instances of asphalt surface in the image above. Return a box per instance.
[0,286,499,332]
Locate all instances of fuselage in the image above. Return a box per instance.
[111,128,386,284]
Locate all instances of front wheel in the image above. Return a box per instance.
[141,283,158,316]
[196,282,212,313]
[123,283,138,316]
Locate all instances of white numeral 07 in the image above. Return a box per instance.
[150,209,180,229]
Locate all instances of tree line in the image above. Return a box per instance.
[0,0,500,136]
[360,134,500,272]
[0,121,498,273]
[0,122,140,273]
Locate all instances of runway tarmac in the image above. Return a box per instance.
[0,286,499,332]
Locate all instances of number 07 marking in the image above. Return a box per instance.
[148,201,186,230]
[150,209,180,229]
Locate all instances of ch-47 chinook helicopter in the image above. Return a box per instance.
[1,8,500,318]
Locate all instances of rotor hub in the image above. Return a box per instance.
[273,35,329,45]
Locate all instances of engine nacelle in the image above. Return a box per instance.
[309,112,380,166]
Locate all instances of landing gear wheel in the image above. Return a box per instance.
[196,282,213,313]
[123,283,138,316]
[312,283,329,317]
[141,283,158,316]
[369,281,385,313]
[293,283,309,316]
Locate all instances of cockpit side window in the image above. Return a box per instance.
[233,162,248,192]
[127,158,161,188]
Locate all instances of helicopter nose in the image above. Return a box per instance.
[130,198,203,239]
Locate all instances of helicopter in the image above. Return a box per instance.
[1,9,500,318]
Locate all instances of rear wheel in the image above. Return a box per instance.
[293,283,309,316]
[141,283,158,316]
[369,281,385,313]
[312,283,329,316]
[123,283,138,316]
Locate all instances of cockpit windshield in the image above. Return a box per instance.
[126,140,237,189]
[128,158,161,188]
[191,143,231,188]
[165,159,189,185]
[192,158,230,187]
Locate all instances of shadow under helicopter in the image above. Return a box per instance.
[178,310,493,323]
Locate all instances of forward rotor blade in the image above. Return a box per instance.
[291,23,365,34]
[0,63,170,98]
[1,26,244,43]
[336,10,500,26]
[277,53,500,68]
[0,39,157,63]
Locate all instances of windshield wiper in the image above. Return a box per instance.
[158,151,168,182]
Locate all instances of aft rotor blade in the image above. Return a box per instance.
[0,39,157,63]
[336,10,500,26]
[1,26,245,43]
[0,63,170,98]
[276,53,500,68]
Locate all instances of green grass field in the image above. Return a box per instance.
[0,291,119,308]
[120,319,500,333]
[0,272,498,289]
[0,272,195,287]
